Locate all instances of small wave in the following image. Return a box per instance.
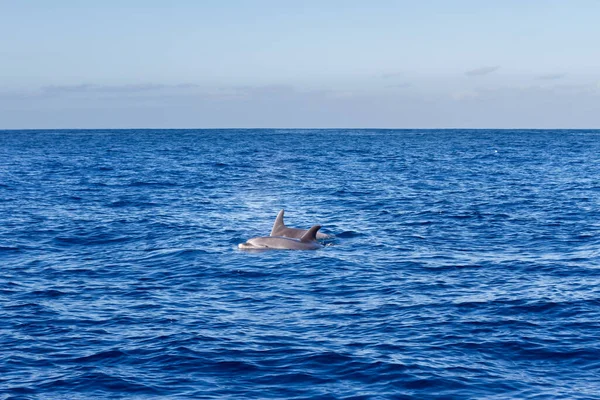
[404,220,433,226]
[53,233,132,246]
[253,371,331,385]
[141,248,209,258]
[301,351,354,366]
[43,371,162,394]
[70,349,128,364]
[30,289,68,298]
[0,246,20,251]
[449,213,479,219]
[5,302,45,310]
[128,181,179,188]
[426,264,483,271]
[336,231,363,238]
[106,200,158,208]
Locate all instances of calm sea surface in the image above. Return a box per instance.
[1,129,599,399]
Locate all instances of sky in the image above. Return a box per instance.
[1,0,599,128]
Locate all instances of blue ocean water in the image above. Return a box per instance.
[1,129,599,399]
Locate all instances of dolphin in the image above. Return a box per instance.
[239,225,323,250]
[270,209,331,239]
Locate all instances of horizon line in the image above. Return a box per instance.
[1,127,599,131]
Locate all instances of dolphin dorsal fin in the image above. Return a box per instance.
[300,225,321,242]
[270,209,286,236]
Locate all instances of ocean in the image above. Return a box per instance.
[1,129,599,399]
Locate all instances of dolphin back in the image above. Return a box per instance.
[240,235,321,250]
[270,209,286,236]
[269,210,331,239]
[300,225,321,242]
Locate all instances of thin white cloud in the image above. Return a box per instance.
[381,72,404,79]
[537,73,566,81]
[41,83,201,95]
[465,66,500,77]
[386,82,412,89]
[452,90,480,101]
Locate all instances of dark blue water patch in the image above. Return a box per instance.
[0,246,21,252]
[128,181,181,188]
[105,199,159,208]
[336,231,363,238]
[1,129,600,399]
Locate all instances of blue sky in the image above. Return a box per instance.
[1,0,599,128]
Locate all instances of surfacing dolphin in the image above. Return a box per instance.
[239,225,322,250]
[270,209,331,239]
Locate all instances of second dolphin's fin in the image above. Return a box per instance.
[300,225,321,242]
[270,209,285,236]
